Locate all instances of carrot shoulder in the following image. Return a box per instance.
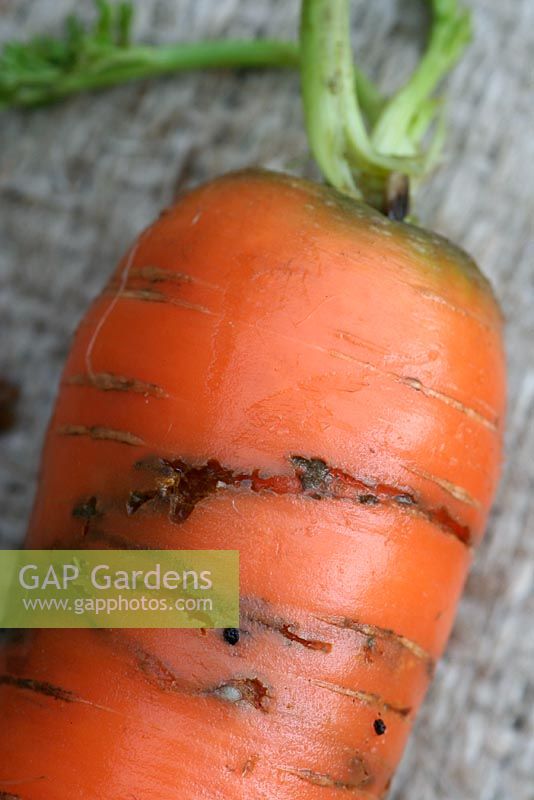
[0,170,505,799]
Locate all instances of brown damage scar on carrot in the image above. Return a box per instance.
[400,375,497,431]
[113,265,194,285]
[134,648,182,693]
[102,633,182,694]
[318,615,435,675]
[310,678,411,718]
[241,754,259,777]
[58,425,144,447]
[112,287,213,316]
[127,458,237,522]
[242,599,434,678]
[0,675,75,703]
[127,454,472,544]
[0,792,23,800]
[109,262,222,293]
[98,632,269,709]
[279,764,375,793]
[279,624,332,653]
[211,677,271,712]
[66,372,168,398]
[242,606,333,653]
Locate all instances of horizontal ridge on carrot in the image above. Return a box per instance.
[0,1,505,798]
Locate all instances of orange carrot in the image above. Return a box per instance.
[0,168,505,798]
[0,2,505,799]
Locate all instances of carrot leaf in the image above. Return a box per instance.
[0,1,299,110]
[0,0,386,124]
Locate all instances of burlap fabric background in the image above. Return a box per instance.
[1,2,532,798]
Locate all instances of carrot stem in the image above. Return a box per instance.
[299,0,472,209]
[371,0,472,159]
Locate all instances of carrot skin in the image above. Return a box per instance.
[0,170,505,798]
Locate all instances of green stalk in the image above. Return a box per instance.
[371,0,472,158]
[4,40,383,114]
[300,0,419,200]
[0,40,299,109]
[300,0,472,211]
[0,0,382,119]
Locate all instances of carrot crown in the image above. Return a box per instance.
[300,0,472,215]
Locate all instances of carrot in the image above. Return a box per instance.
[0,2,505,799]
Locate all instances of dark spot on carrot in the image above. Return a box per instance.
[72,495,100,536]
[290,456,331,496]
[359,493,379,505]
[0,792,22,800]
[72,496,99,520]
[127,489,158,515]
[373,718,387,735]
[0,377,19,433]
[223,627,240,645]
[0,675,75,703]
[0,628,29,646]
